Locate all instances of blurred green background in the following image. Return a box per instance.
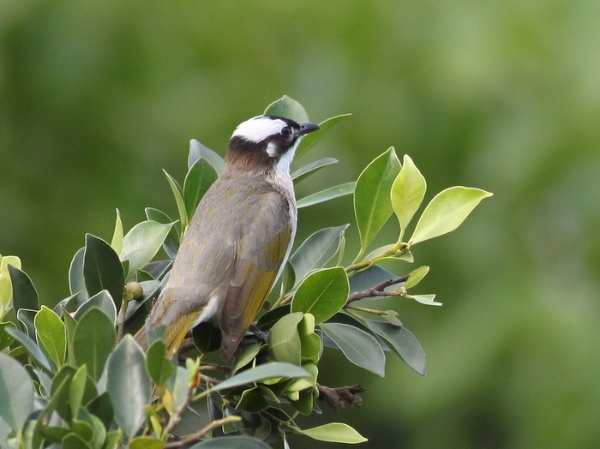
[2,1,600,448]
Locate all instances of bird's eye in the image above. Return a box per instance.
[280,126,292,139]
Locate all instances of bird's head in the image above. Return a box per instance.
[225,115,320,175]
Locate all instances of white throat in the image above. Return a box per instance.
[275,136,302,175]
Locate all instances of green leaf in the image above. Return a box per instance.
[290,225,349,285]
[87,392,114,429]
[409,187,493,245]
[391,154,427,240]
[189,435,271,449]
[83,234,125,309]
[410,294,442,306]
[73,307,116,381]
[146,339,175,386]
[268,312,303,365]
[163,365,189,416]
[129,436,165,449]
[300,423,367,444]
[183,157,218,222]
[348,265,398,295]
[164,169,188,235]
[297,182,355,209]
[75,290,117,325]
[319,323,385,377]
[367,321,426,375]
[106,335,152,438]
[34,306,66,368]
[237,386,270,413]
[405,265,430,289]
[145,208,179,259]
[69,365,87,420]
[62,433,91,449]
[0,322,15,350]
[232,342,261,374]
[264,95,309,123]
[291,157,338,183]
[5,327,53,372]
[0,352,34,431]
[188,139,225,173]
[120,221,173,280]
[16,308,36,337]
[212,362,309,392]
[292,267,349,324]
[354,147,401,251]
[7,265,38,312]
[110,209,124,255]
[69,247,88,304]
[296,113,352,160]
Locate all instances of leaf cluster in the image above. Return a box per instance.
[0,96,491,448]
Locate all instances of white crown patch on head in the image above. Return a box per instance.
[232,116,287,144]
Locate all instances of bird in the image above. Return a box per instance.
[135,115,320,360]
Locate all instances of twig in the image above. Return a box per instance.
[346,275,408,304]
[164,416,242,448]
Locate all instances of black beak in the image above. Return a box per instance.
[299,122,320,136]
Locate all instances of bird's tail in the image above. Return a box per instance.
[134,325,149,349]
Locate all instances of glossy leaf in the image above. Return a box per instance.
[268,312,303,365]
[83,234,124,309]
[130,436,165,449]
[348,265,398,295]
[183,157,218,222]
[405,265,430,289]
[290,225,349,286]
[291,157,338,182]
[237,386,270,413]
[0,255,21,316]
[5,327,52,372]
[391,154,427,239]
[410,187,493,245]
[0,322,15,350]
[110,209,124,255]
[354,148,401,250]
[120,221,173,280]
[297,182,355,209]
[292,267,349,323]
[189,435,271,449]
[68,247,88,304]
[34,306,66,368]
[164,169,188,235]
[145,208,179,259]
[189,139,225,173]
[410,294,443,306]
[264,95,309,123]
[7,265,38,312]
[16,308,36,337]
[300,422,367,444]
[0,352,34,431]
[300,423,367,444]
[368,321,426,375]
[163,366,189,416]
[69,365,87,420]
[73,307,116,381]
[296,113,352,160]
[212,362,309,392]
[319,323,385,377]
[106,335,152,437]
[146,340,175,386]
[74,290,117,325]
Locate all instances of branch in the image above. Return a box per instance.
[164,416,242,448]
[346,275,408,304]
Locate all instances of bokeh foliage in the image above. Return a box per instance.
[2,1,600,448]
